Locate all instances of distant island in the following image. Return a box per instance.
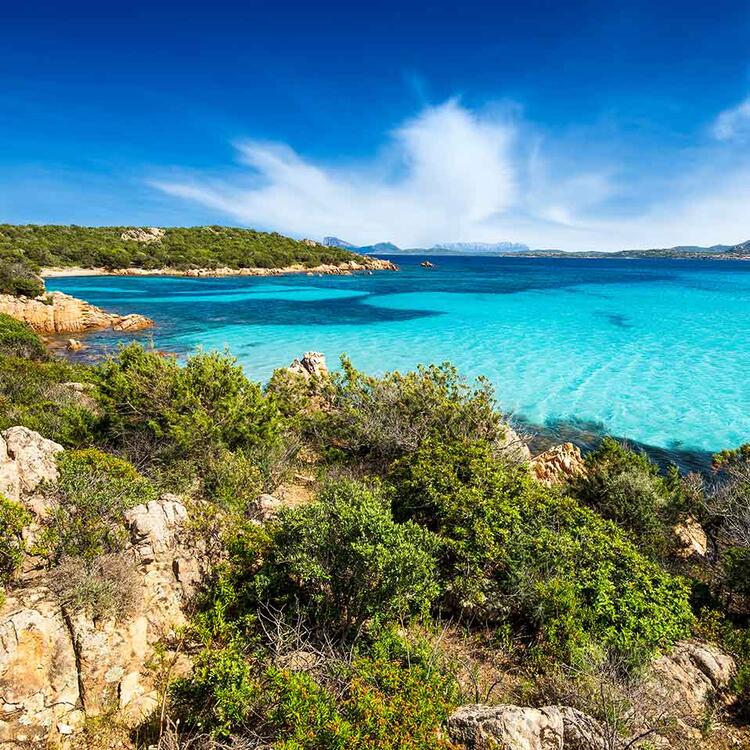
[324,235,750,259]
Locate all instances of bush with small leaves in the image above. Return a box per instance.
[96,343,284,472]
[0,495,31,585]
[173,621,460,747]
[40,448,157,561]
[323,356,514,467]
[257,479,440,636]
[0,313,47,359]
[202,448,264,512]
[0,257,44,297]
[0,355,99,447]
[573,437,677,556]
[389,437,693,662]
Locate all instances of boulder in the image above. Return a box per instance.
[0,434,19,504]
[531,443,586,486]
[0,427,63,511]
[499,427,532,463]
[673,517,708,558]
[447,704,607,750]
[254,493,285,522]
[0,587,83,744]
[289,351,329,379]
[125,495,189,562]
[647,640,735,732]
[66,338,84,352]
[111,313,152,332]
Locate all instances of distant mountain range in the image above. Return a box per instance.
[323,237,530,255]
[323,236,750,259]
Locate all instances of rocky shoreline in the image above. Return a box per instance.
[0,291,153,336]
[41,256,398,279]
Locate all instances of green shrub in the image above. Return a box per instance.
[96,343,283,467]
[257,480,439,636]
[39,448,157,561]
[0,356,99,447]
[0,495,31,583]
[0,314,47,359]
[202,448,264,512]
[723,547,750,596]
[173,625,459,747]
[323,356,514,466]
[0,257,44,297]
[574,437,675,556]
[389,437,694,661]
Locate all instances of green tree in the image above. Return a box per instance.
[258,479,439,636]
[96,343,283,464]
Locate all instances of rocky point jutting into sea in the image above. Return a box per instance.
[0,291,153,335]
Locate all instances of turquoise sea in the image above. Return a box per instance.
[47,256,750,468]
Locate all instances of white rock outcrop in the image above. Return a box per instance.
[0,427,63,518]
[120,227,165,244]
[647,640,735,738]
[447,704,607,750]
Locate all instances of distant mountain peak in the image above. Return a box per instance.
[323,236,358,249]
[728,239,750,254]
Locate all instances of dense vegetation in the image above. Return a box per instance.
[0,314,748,748]
[0,224,361,279]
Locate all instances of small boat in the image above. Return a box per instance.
[420,260,435,268]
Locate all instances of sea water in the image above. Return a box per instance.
[47,256,750,465]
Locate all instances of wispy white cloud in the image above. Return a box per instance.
[154,99,750,251]
[712,96,750,141]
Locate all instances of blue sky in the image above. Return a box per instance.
[2,0,750,250]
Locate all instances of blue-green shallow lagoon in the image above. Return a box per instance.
[47,256,750,468]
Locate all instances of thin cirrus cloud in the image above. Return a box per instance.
[153,99,750,251]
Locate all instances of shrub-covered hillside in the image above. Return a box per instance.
[0,316,748,749]
[0,224,363,275]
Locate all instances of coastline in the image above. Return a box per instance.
[41,257,398,278]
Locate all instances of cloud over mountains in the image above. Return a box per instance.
[155,98,750,251]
